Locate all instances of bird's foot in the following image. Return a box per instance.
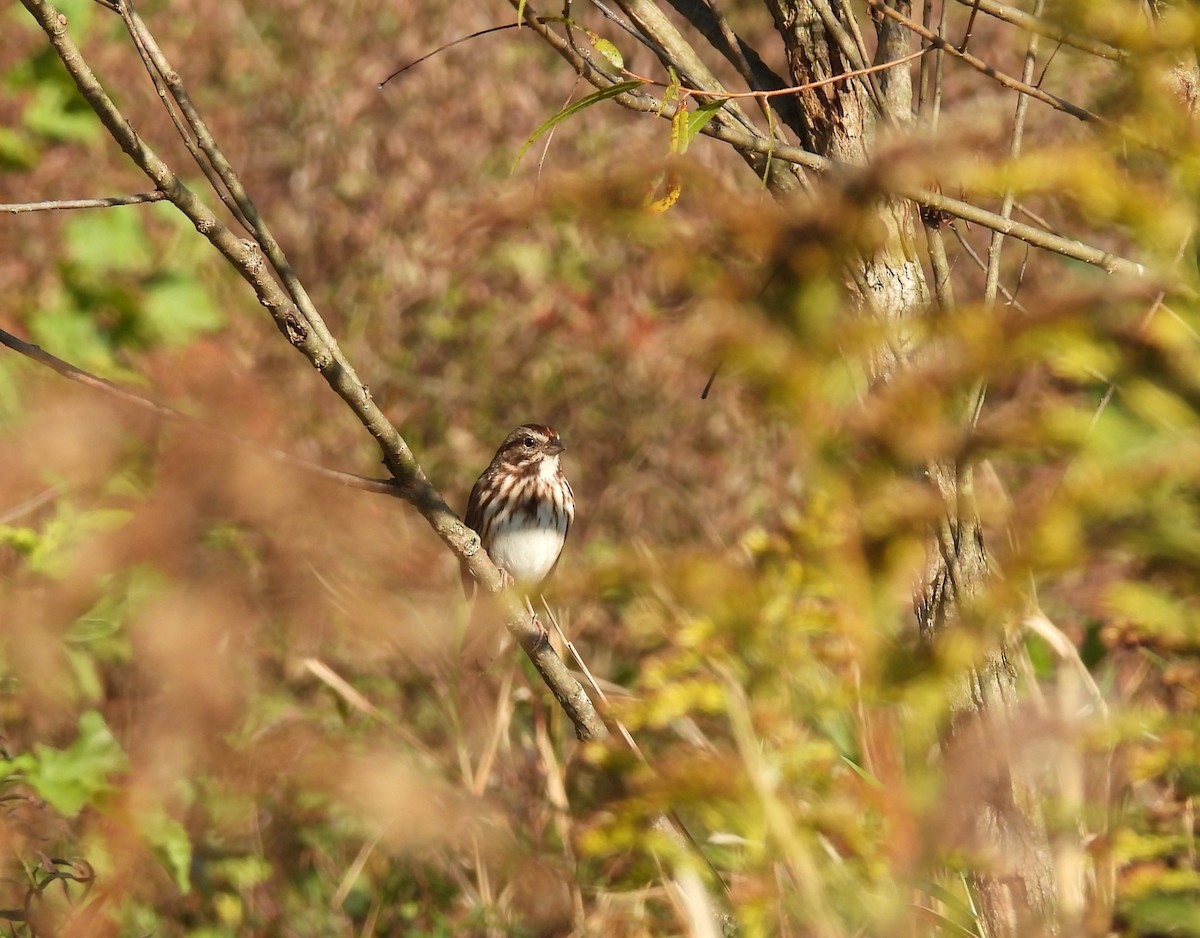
[526,608,550,650]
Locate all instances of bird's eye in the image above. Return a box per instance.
[523,437,535,448]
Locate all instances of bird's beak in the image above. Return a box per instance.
[545,438,565,455]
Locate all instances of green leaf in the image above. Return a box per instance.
[912,902,985,938]
[139,806,194,893]
[64,646,104,703]
[670,102,689,155]
[27,305,116,374]
[1122,895,1200,938]
[913,877,981,924]
[684,99,727,146]
[512,80,644,170]
[839,754,884,789]
[0,127,39,170]
[140,275,225,346]
[662,66,682,110]
[22,82,99,143]
[68,590,128,646]
[0,524,41,556]
[207,855,272,891]
[23,711,128,816]
[65,210,153,275]
[662,97,725,160]
[0,504,132,578]
[587,32,624,70]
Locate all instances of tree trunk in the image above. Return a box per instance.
[763,2,1056,932]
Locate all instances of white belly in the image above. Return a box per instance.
[489,520,564,588]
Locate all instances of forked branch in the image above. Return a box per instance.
[14,0,732,910]
[510,0,1153,280]
[15,0,607,741]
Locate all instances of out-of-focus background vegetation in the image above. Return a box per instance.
[2,0,1200,935]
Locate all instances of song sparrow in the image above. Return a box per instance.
[462,424,575,599]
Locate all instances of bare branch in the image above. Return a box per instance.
[620,49,928,101]
[905,184,1143,277]
[117,1,317,330]
[0,327,403,497]
[510,1,1151,276]
[699,127,1148,275]
[952,0,1126,60]
[114,1,254,231]
[984,0,1045,307]
[17,0,610,745]
[1,191,167,213]
[660,0,804,138]
[514,0,803,192]
[866,0,1103,123]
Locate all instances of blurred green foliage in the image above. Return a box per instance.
[3,0,104,167]
[27,206,226,375]
[1,710,126,816]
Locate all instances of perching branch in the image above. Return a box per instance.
[11,3,733,901]
[16,0,609,743]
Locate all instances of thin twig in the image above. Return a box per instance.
[0,327,401,497]
[984,0,1044,309]
[909,185,1143,276]
[509,0,1151,277]
[1,191,166,213]
[620,48,927,102]
[116,0,253,231]
[866,0,1102,124]
[379,21,535,87]
[919,0,955,309]
[532,709,587,930]
[591,0,667,57]
[119,2,325,337]
[470,669,515,796]
[696,0,782,129]
[809,0,887,113]
[1021,613,1108,718]
[0,487,64,525]
[960,0,983,53]
[949,222,1029,311]
[18,0,612,746]
[932,0,948,127]
[1014,201,1061,235]
[542,602,734,899]
[950,0,1126,60]
[918,0,934,117]
[598,0,794,189]
[925,223,956,311]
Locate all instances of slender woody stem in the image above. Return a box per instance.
[866,0,1102,123]
[0,328,402,496]
[511,0,1153,280]
[15,0,610,744]
[1,191,166,213]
